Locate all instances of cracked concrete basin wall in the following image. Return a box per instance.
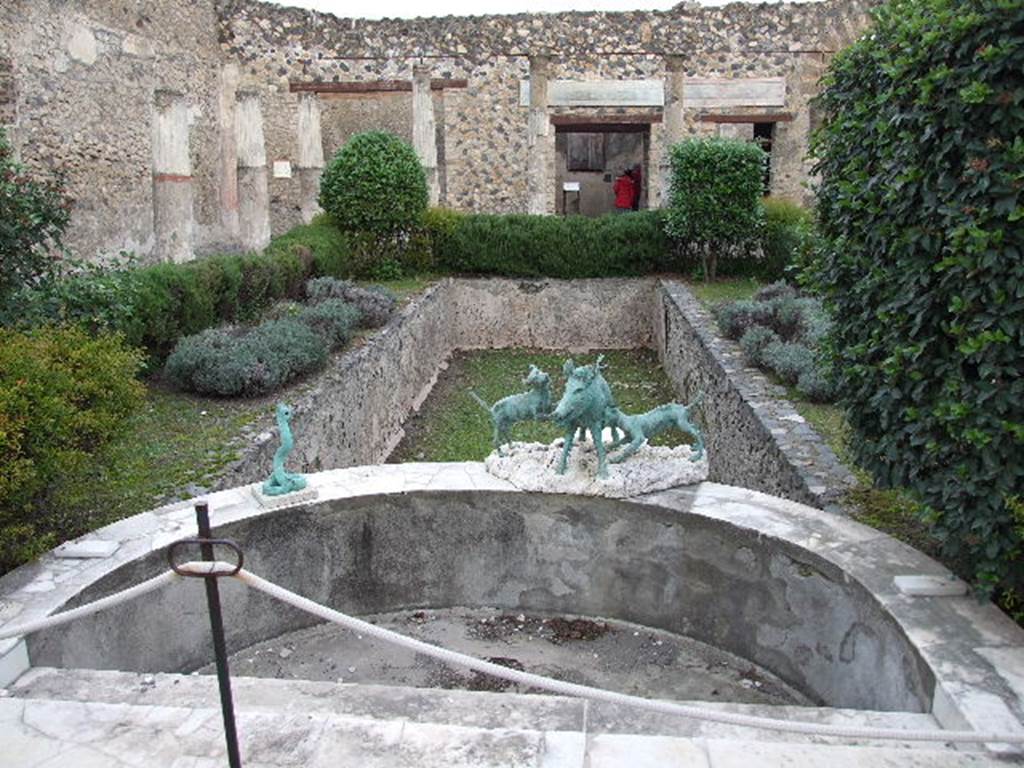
[25,490,932,713]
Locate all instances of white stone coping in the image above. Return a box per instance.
[0,463,1022,751]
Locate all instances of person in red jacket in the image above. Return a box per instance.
[613,169,635,213]
[631,163,643,210]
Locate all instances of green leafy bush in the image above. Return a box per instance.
[0,326,144,571]
[665,138,766,280]
[0,128,70,300]
[0,252,142,334]
[319,132,428,236]
[761,198,816,282]
[164,319,327,397]
[810,0,1024,594]
[305,277,397,328]
[431,209,672,278]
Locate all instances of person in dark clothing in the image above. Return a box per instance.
[613,169,635,213]
[631,163,642,210]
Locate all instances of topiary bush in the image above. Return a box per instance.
[305,277,397,328]
[319,132,428,278]
[1,326,144,571]
[665,138,766,281]
[320,132,427,236]
[165,319,328,397]
[0,128,70,301]
[810,0,1024,595]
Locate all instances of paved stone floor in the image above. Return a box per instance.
[3,669,1014,767]
[200,607,807,705]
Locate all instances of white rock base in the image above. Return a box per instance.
[484,434,708,498]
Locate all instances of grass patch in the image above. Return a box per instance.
[390,348,691,463]
[359,273,441,304]
[686,277,761,307]
[46,388,264,536]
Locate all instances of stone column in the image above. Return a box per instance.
[296,93,325,223]
[658,55,687,206]
[151,90,194,263]
[236,91,270,251]
[526,55,554,215]
[217,63,240,244]
[412,65,439,206]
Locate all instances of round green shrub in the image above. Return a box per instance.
[713,300,775,341]
[297,299,361,346]
[811,0,1024,592]
[319,131,428,237]
[739,326,782,368]
[165,319,327,397]
[761,341,816,387]
[305,277,396,328]
[665,138,766,280]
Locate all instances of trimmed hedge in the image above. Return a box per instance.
[810,0,1024,594]
[1,217,352,365]
[431,209,673,278]
[1,326,144,571]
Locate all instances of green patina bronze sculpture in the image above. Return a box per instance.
[482,355,706,481]
[262,402,307,496]
[551,356,621,478]
[606,399,704,463]
[471,364,553,456]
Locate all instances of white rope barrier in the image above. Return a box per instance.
[2,561,1022,747]
[0,570,179,641]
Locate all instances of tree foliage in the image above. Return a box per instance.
[810,0,1024,593]
[0,128,70,299]
[665,138,766,280]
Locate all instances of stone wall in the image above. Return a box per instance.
[1,0,876,263]
[655,282,855,510]
[0,0,229,262]
[220,0,877,220]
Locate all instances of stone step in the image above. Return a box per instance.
[0,690,1003,768]
[7,667,984,755]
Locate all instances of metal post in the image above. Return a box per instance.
[195,501,243,768]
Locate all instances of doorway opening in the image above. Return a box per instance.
[554,123,650,217]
